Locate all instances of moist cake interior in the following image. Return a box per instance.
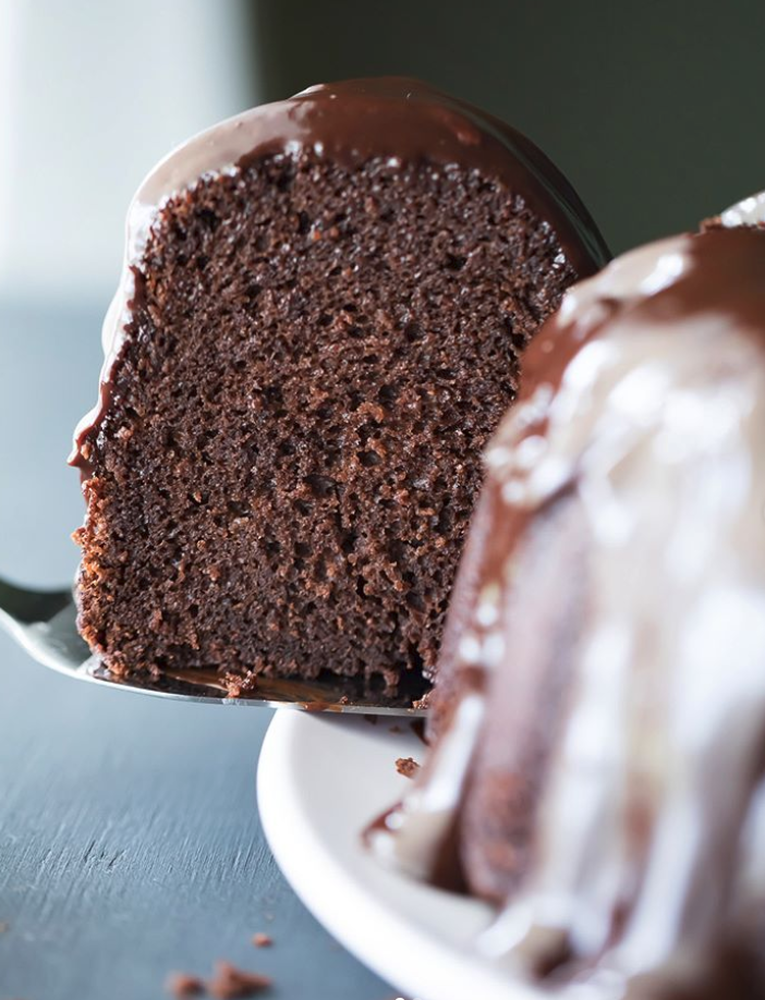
[75,149,579,690]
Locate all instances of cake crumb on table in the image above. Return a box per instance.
[395,757,420,779]
[207,960,272,998]
[165,972,205,996]
[251,932,273,948]
[0,921,9,933]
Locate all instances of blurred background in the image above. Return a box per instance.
[2,3,765,997]
[4,0,765,582]
[4,0,765,581]
[5,0,765,304]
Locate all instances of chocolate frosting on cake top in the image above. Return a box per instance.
[368,200,765,998]
[70,77,609,472]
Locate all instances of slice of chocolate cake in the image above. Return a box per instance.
[71,77,608,694]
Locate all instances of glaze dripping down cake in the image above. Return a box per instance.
[368,205,765,997]
[70,78,608,694]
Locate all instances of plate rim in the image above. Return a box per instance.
[257,710,548,1000]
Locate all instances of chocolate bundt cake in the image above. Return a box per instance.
[70,78,608,693]
[368,200,765,997]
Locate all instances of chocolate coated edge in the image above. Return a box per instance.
[70,77,610,471]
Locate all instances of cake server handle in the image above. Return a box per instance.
[0,577,73,626]
[0,575,93,674]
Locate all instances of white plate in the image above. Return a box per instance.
[257,711,547,1000]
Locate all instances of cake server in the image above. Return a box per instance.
[0,576,427,715]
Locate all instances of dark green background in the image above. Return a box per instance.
[251,0,765,255]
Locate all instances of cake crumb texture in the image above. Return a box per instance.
[76,151,578,690]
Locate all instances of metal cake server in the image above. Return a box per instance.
[0,576,427,715]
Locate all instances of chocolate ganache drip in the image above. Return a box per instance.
[367,197,765,999]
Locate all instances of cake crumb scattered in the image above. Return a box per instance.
[207,960,272,998]
[166,972,205,997]
[388,724,402,733]
[0,921,9,934]
[251,933,272,948]
[395,756,420,779]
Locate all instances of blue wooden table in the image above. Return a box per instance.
[0,302,391,999]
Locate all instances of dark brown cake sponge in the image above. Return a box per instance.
[72,80,608,693]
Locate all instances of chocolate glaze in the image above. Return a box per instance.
[69,77,609,472]
[92,662,428,710]
[471,226,765,585]
[369,213,765,998]
[519,225,765,412]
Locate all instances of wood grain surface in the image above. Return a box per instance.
[0,302,392,999]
